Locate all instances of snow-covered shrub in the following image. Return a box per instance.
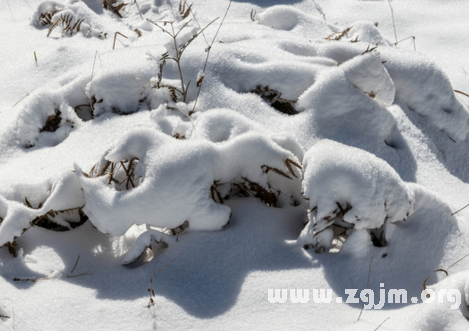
[15,92,79,148]
[0,172,85,256]
[298,140,415,253]
[76,127,302,263]
[32,1,109,39]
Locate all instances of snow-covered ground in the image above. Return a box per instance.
[1,0,469,330]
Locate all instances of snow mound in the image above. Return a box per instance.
[75,126,302,262]
[382,49,469,141]
[296,53,399,151]
[0,172,85,248]
[77,128,302,236]
[256,6,332,38]
[298,140,415,253]
[341,52,395,106]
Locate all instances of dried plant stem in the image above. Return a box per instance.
[13,90,35,108]
[191,0,232,114]
[447,252,469,271]
[113,31,128,50]
[387,0,398,44]
[171,24,186,100]
[395,36,416,51]
[70,255,81,274]
[147,254,182,307]
[88,51,102,114]
[451,202,469,216]
[134,0,144,20]
[66,268,92,278]
[374,317,390,331]
[455,90,469,98]
[358,247,375,321]
[13,277,49,282]
[147,18,218,104]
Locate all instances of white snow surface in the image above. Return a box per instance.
[1,0,469,330]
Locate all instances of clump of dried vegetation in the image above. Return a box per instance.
[209,158,302,208]
[146,0,232,116]
[2,200,88,258]
[84,157,142,191]
[252,85,299,115]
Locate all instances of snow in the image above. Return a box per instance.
[1,0,469,330]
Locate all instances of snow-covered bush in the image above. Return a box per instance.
[298,140,415,253]
[76,127,302,263]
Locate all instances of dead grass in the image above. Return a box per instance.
[252,85,298,115]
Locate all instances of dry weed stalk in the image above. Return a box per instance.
[146,0,231,116]
[210,181,224,204]
[387,0,398,44]
[191,0,232,114]
[250,9,256,21]
[113,32,128,50]
[147,15,218,104]
[358,247,375,321]
[13,277,50,283]
[39,9,62,26]
[86,157,141,191]
[47,13,83,37]
[148,254,182,308]
[361,43,379,55]
[455,90,469,99]
[374,317,390,331]
[325,27,352,41]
